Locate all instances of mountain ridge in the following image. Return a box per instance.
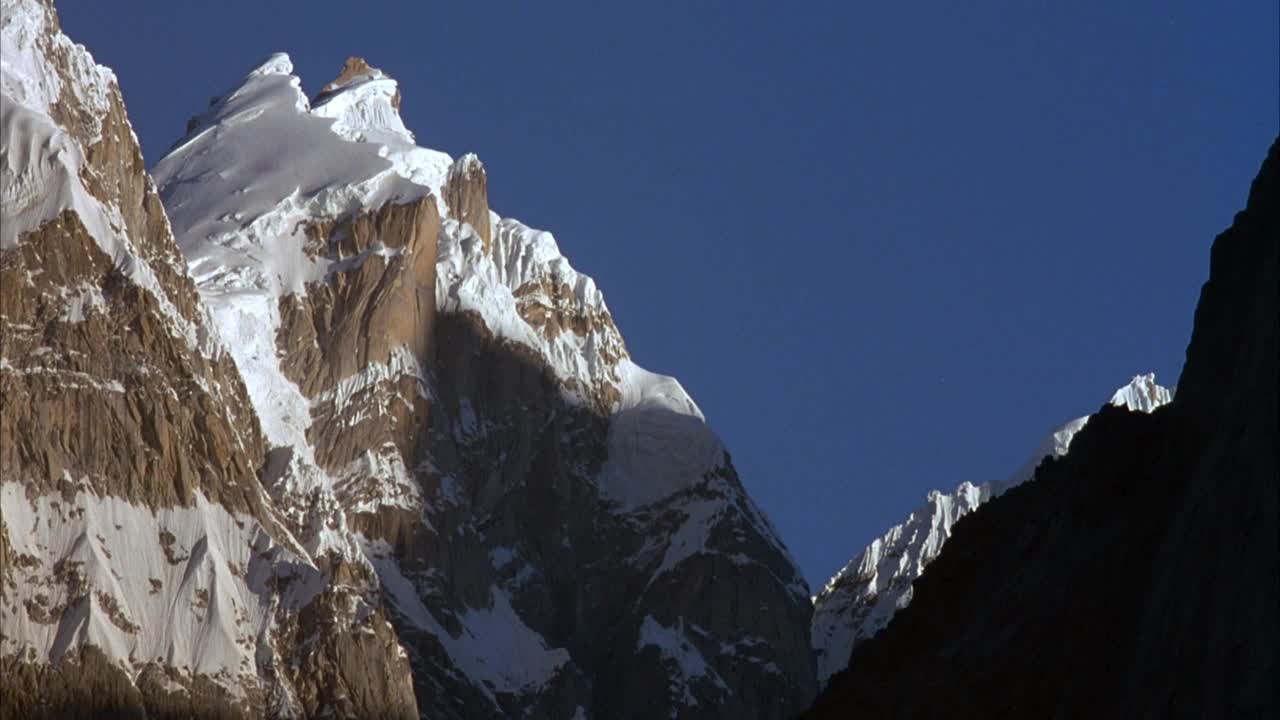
[810,373,1173,686]
[804,136,1278,718]
[1,2,817,716]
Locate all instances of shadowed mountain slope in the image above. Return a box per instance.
[806,137,1278,719]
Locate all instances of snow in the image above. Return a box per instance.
[57,282,106,322]
[0,0,112,145]
[333,443,421,514]
[153,52,446,535]
[437,215,741,514]
[1,356,125,393]
[489,546,517,568]
[151,55,450,543]
[311,66,414,145]
[146,50,809,705]
[644,499,726,580]
[810,373,1175,686]
[153,51,740,523]
[434,215,630,406]
[1109,372,1174,414]
[0,481,320,694]
[597,361,722,509]
[153,53,449,301]
[206,291,310,452]
[371,557,568,698]
[636,615,728,707]
[1,0,202,350]
[314,345,429,420]
[454,587,570,693]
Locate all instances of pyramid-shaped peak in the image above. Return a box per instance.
[251,52,295,78]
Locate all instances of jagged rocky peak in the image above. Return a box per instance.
[147,37,817,720]
[810,373,1173,687]
[1,2,420,717]
[4,0,819,714]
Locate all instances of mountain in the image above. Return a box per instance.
[0,2,814,718]
[1,4,417,717]
[810,374,1172,686]
[804,139,1278,717]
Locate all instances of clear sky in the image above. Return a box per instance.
[57,1,1278,589]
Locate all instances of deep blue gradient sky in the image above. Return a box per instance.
[57,1,1278,589]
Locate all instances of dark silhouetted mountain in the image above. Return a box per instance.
[805,137,1278,718]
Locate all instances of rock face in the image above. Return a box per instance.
[1,2,816,717]
[805,139,1278,717]
[151,47,816,719]
[0,3,420,719]
[443,154,491,253]
[810,375,1172,687]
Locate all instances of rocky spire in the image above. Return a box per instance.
[444,153,492,253]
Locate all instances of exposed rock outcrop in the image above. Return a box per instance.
[0,0,261,512]
[444,154,491,253]
[1,3,418,717]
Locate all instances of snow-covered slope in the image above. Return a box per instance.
[1,0,203,349]
[810,374,1173,686]
[2,0,117,250]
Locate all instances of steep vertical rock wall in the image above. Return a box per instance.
[1,3,419,717]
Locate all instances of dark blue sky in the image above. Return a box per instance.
[58,1,1277,589]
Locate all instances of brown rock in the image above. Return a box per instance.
[276,196,438,482]
[315,56,402,111]
[444,154,492,253]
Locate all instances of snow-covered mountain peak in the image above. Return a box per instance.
[1110,372,1174,414]
[249,50,294,78]
[154,54,449,299]
[144,42,817,716]
[9,4,810,713]
[154,48,748,518]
